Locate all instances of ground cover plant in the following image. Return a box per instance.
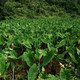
[0,17,80,80]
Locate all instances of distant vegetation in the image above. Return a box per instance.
[0,0,80,19]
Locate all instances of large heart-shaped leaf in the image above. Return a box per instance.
[43,50,55,66]
[28,64,38,80]
[21,52,34,67]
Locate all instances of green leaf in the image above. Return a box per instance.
[0,54,7,76]
[43,51,55,66]
[73,49,79,62]
[21,52,34,67]
[0,35,5,45]
[69,53,78,64]
[58,51,68,58]
[8,50,18,60]
[22,39,31,49]
[34,53,40,61]
[28,64,38,80]
[77,48,80,55]
[60,69,71,80]
[38,49,47,56]
[35,49,47,60]
[56,40,65,48]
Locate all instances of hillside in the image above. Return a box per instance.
[0,0,80,80]
[0,0,80,19]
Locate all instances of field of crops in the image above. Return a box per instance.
[0,17,80,80]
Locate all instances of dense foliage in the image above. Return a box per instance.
[0,0,7,19]
[0,17,80,80]
[0,0,80,19]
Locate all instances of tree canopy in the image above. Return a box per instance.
[0,0,80,19]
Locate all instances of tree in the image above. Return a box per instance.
[0,0,7,20]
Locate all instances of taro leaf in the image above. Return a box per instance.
[60,69,71,80]
[35,49,47,60]
[0,54,7,76]
[6,35,14,47]
[56,40,65,48]
[56,32,65,38]
[38,49,47,56]
[43,50,55,66]
[21,52,34,67]
[58,51,68,58]
[33,39,40,48]
[47,34,53,39]
[73,49,79,62]
[37,63,42,73]
[22,40,31,49]
[8,50,18,60]
[69,53,78,64]
[0,35,5,45]
[28,64,38,80]
[77,48,80,55]
[34,48,46,60]
[34,53,40,61]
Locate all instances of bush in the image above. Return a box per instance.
[0,0,80,19]
[3,1,28,19]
